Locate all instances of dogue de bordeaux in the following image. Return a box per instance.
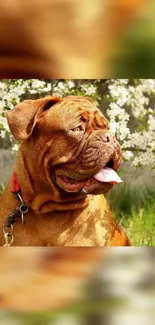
[0,96,131,246]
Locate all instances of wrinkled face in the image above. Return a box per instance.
[33,97,122,195]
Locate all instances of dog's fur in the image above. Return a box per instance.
[0,96,131,246]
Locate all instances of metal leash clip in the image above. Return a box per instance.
[16,192,29,224]
[3,224,14,247]
[19,204,29,224]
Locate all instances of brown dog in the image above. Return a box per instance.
[0,96,131,246]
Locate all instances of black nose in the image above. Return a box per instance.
[101,132,111,143]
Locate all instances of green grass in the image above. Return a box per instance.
[106,185,155,246]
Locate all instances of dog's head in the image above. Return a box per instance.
[7,96,122,195]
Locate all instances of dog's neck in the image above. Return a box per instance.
[14,149,90,214]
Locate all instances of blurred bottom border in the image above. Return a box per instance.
[0,247,155,325]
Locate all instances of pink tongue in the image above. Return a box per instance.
[94,167,123,184]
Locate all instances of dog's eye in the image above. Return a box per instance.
[71,125,84,132]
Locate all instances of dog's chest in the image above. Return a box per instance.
[10,210,72,246]
[10,209,88,246]
[1,195,112,246]
[10,203,109,246]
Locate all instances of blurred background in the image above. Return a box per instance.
[0,0,154,77]
[0,79,155,246]
[0,248,155,324]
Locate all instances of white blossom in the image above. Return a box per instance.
[81,84,97,95]
[133,151,155,167]
[122,150,134,161]
[148,114,155,131]
[57,82,65,90]
[12,143,19,151]
[107,79,155,168]
[67,80,74,89]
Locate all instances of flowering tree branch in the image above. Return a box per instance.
[0,79,155,168]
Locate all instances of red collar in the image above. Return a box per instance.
[10,172,26,207]
[10,173,21,193]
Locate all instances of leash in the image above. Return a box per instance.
[3,173,29,246]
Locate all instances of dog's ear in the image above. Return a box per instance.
[6,96,62,140]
